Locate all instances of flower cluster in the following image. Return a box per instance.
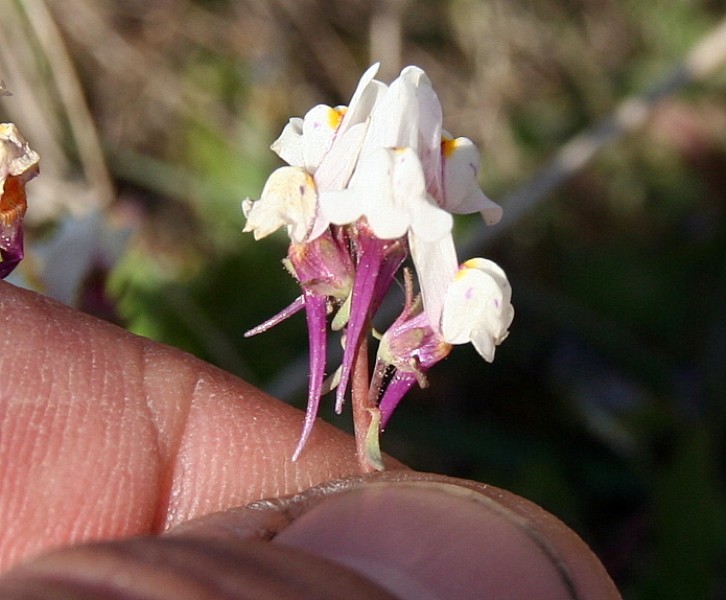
[243,64,513,467]
[0,123,39,279]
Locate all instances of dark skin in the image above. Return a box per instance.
[0,282,621,599]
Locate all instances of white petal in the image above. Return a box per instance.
[441,137,503,224]
[318,189,363,227]
[337,63,385,137]
[410,197,453,243]
[390,147,426,197]
[461,189,504,225]
[301,104,344,172]
[314,121,367,192]
[270,117,304,166]
[408,232,458,335]
[361,70,418,155]
[441,258,514,361]
[319,147,393,228]
[470,329,497,362]
[367,204,411,239]
[479,196,504,226]
[389,148,452,242]
[242,167,318,243]
[0,123,39,183]
[406,67,444,200]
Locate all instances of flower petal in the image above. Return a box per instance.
[408,231,458,335]
[270,117,304,166]
[360,68,419,153]
[335,62,385,138]
[313,121,367,192]
[242,166,318,243]
[441,258,514,362]
[301,104,345,172]
[441,136,502,224]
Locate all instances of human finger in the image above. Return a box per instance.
[0,471,621,599]
[0,282,400,573]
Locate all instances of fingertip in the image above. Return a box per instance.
[172,472,621,600]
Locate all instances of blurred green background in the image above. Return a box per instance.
[1,0,725,597]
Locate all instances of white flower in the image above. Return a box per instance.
[320,146,452,242]
[441,258,514,362]
[241,166,318,243]
[441,136,502,225]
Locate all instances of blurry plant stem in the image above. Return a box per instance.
[351,335,378,473]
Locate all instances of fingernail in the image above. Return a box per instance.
[272,480,619,600]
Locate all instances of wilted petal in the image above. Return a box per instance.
[0,123,39,278]
[242,166,318,243]
[441,258,514,362]
[0,123,39,182]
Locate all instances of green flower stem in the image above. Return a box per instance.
[351,334,382,473]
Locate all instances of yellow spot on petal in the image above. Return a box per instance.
[441,136,458,159]
[328,107,346,130]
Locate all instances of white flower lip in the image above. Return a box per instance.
[441,258,514,362]
[241,166,318,243]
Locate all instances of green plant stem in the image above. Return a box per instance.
[351,334,378,473]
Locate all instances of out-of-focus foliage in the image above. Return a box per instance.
[1,0,724,597]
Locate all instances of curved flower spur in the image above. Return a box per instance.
[242,64,514,472]
[0,123,39,279]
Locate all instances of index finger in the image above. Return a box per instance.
[0,282,375,573]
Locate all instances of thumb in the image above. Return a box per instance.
[0,472,621,600]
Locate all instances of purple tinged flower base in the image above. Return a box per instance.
[0,124,39,279]
[373,297,452,429]
[0,220,24,278]
[287,229,354,301]
[0,176,28,279]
